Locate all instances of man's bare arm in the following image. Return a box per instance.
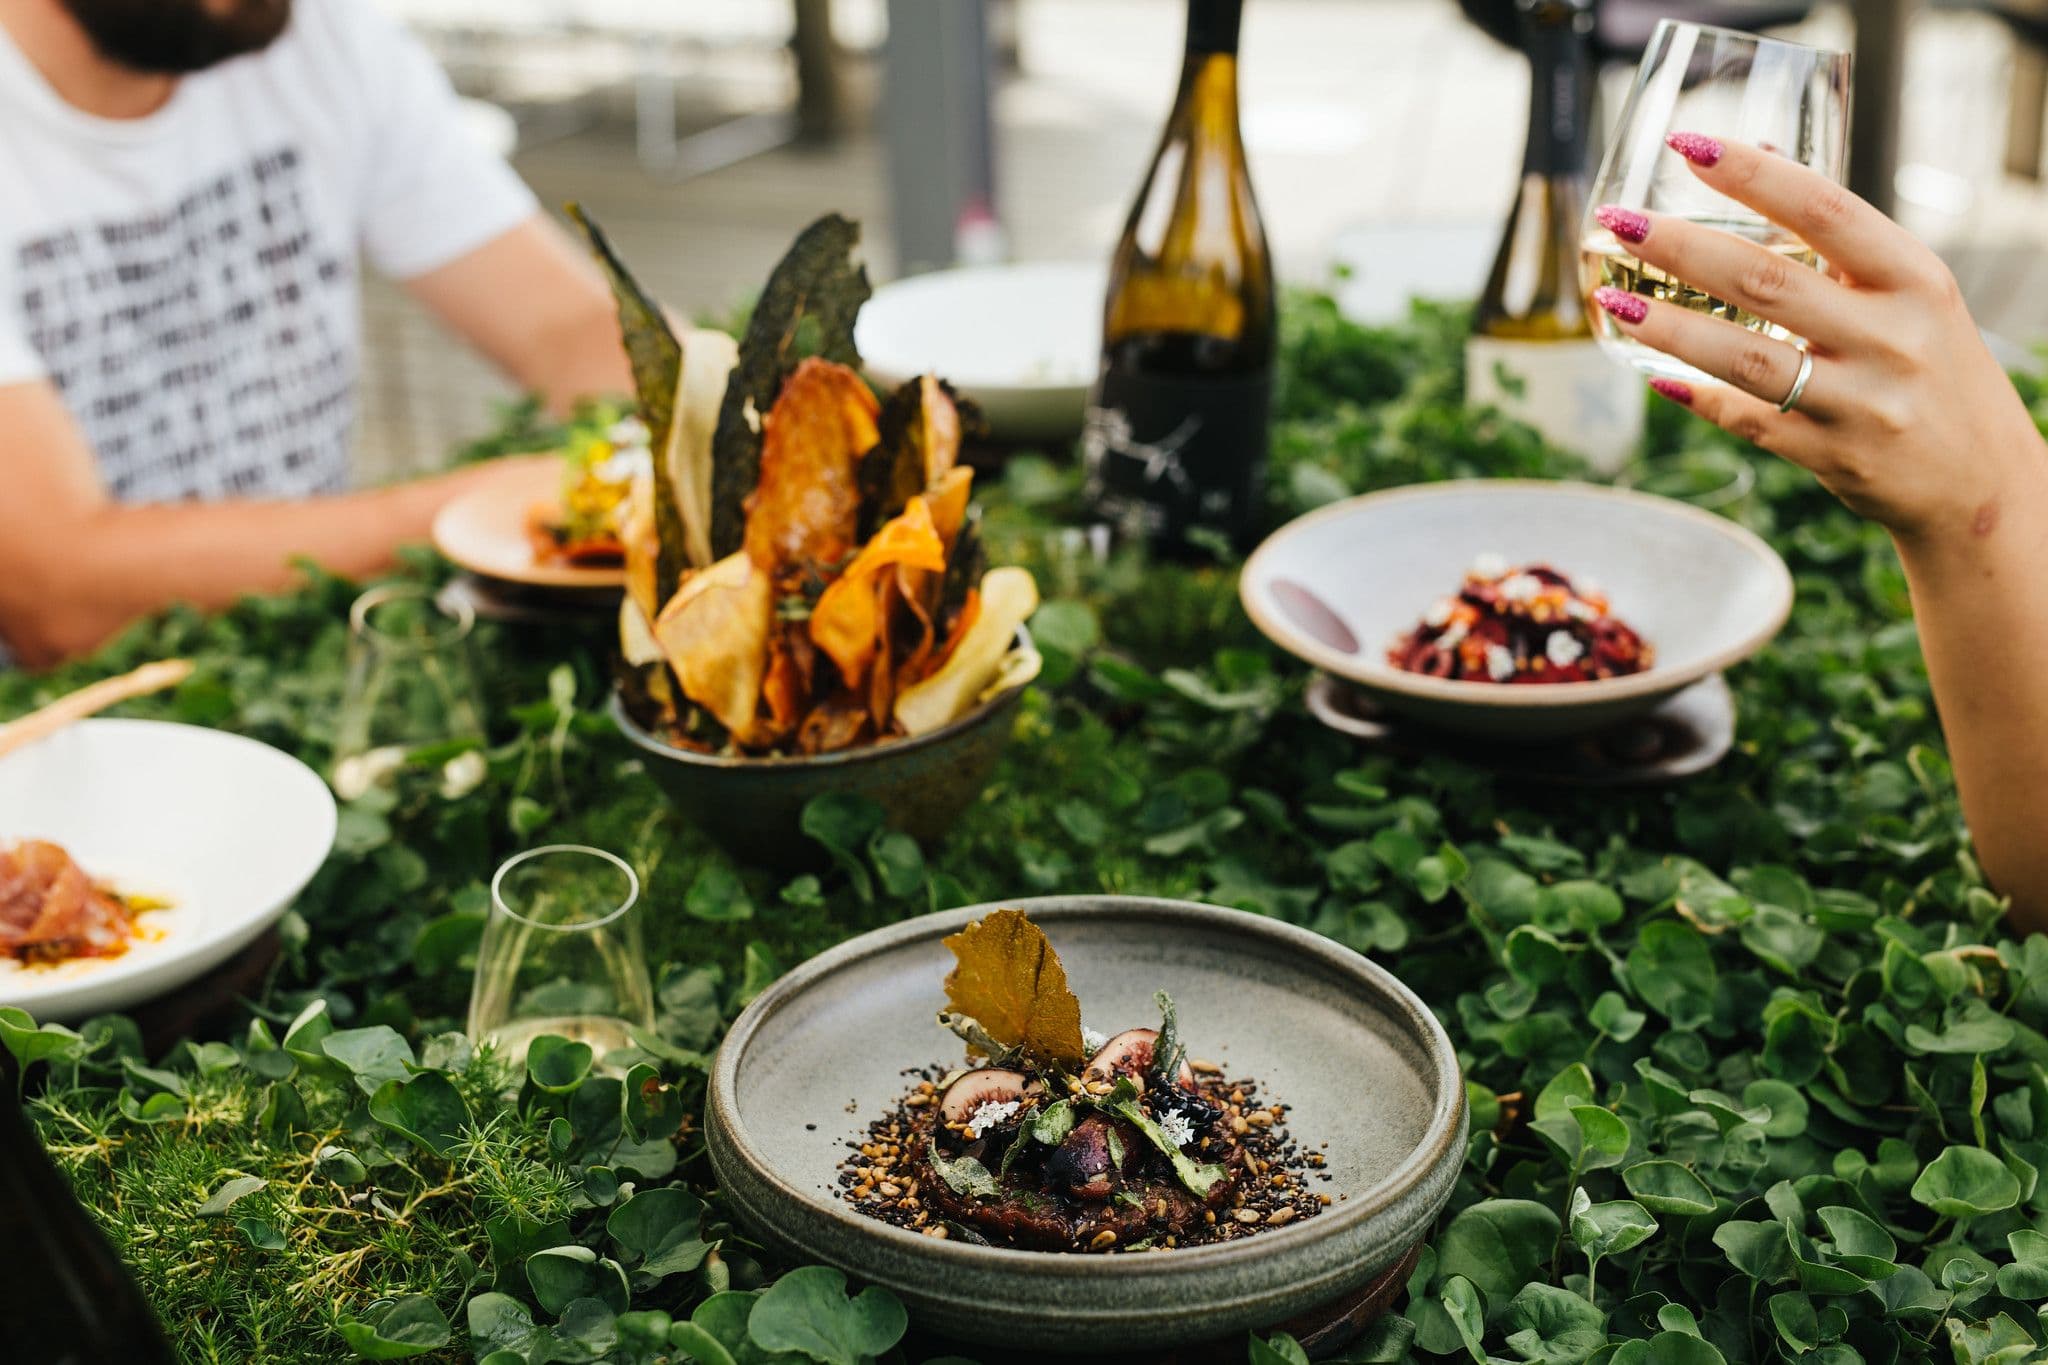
[0,380,543,668]
[403,214,634,416]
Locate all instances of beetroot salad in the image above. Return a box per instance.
[1388,555,1653,684]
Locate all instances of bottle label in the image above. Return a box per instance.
[1466,336,1645,477]
[1082,366,1272,548]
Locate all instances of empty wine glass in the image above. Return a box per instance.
[468,845,656,1067]
[1581,22,1852,382]
[332,584,486,801]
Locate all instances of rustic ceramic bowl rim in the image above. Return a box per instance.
[607,627,1033,772]
[1240,479,1793,710]
[709,894,1465,1277]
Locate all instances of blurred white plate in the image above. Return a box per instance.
[1241,481,1793,740]
[0,720,336,1020]
[856,261,1105,442]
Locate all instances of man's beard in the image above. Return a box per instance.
[60,0,292,76]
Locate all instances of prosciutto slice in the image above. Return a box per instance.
[0,841,136,964]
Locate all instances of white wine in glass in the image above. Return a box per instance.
[1580,22,1851,385]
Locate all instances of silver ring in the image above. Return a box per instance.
[1777,348,1815,414]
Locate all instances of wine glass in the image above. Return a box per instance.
[331,584,486,801]
[467,845,656,1067]
[1581,22,1852,383]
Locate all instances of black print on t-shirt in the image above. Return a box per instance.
[14,145,357,500]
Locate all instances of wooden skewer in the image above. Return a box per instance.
[0,660,195,762]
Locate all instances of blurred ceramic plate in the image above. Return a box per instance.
[855,261,1104,441]
[1241,480,1793,740]
[706,896,1463,1352]
[433,456,625,592]
[0,719,336,1019]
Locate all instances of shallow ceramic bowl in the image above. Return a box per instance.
[1241,480,1793,740]
[707,896,1465,1353]
[855,262,1104,441]
[610,640,1030,864]
[0,719,335,1020]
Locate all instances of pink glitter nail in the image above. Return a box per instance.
[1594,205,1650,244]
[1593,287,1648,324]
[1666,132,1724,166]
[1649,378,1694,406]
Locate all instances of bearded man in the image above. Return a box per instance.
[0,0,634,665]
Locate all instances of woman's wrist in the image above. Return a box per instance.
[1889,434,2048,573]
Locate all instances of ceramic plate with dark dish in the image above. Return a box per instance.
[1241,480,1792,740]
[706,896,1464,1353]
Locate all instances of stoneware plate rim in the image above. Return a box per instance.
[432,456,628,591]
[0,718,336,1017]
[1241,479,1793,710]
[709,894,1465,1276]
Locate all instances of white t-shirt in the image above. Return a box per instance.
[0,0,537,501]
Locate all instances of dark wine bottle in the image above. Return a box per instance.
[0,1057,177,1364]
[1467,0,1642,474]
[1081,0,1276,554]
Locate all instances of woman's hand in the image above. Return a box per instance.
[1589,133,2047,545]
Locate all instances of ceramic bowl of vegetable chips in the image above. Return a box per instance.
[705,896,1464,1352]
[1242,480,1792,740]
[610,626,1033,864]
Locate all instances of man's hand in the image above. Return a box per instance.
[0,377,553,667]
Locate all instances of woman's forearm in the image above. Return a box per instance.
[1893,453,2048,931]
[0,461,520,667]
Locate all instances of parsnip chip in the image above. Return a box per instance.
[620,468,662,623]
[894,567,1039,736]
[743,358,880,577]
[668,329,740,574]
[652,551,774,744]
[809,497,946,689]
[941,909,1085,1068]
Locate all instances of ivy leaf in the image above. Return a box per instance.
[526,1245,629,1317]
[338,1295,452,1359]
[1624,921,1716,1029]
[1622,1161,1716,1216]
[1439,1275,1487,1361]
[367,1072,469,1158]
[320,1026,416,1097]
[1569,1188,1658,1261]
[1997,1229,2048,1299]
[1912,1145,2022,1217]
[746,1266,907,1365]
[1503,1281,1607,1364]
[195,1175,266,1216]
[1434,1199,1560,1300]
[607,1187,712,1280]
[926,1140,1001,1199]
[687,864,757,922]
[1248,1331,1311,1365]
[526,1035,595,1095]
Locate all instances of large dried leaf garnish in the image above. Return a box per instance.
[567,205,690,602]
[941,909,1085,1069]
[710,214,871,560]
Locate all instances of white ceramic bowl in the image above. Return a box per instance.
[1241,480,1793,739]
[0,719,336,1019]
[855,261,1104,441]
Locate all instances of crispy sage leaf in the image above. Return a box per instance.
[925,1140,1000,1200]
[708,213,870,560]
[567,204,688,600]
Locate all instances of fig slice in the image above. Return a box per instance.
[938,1068,1035,1126]
[1083,1028,1195,1093]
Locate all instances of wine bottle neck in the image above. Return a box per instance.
[1518,0,1593,177]
[1185,0,1243,55]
